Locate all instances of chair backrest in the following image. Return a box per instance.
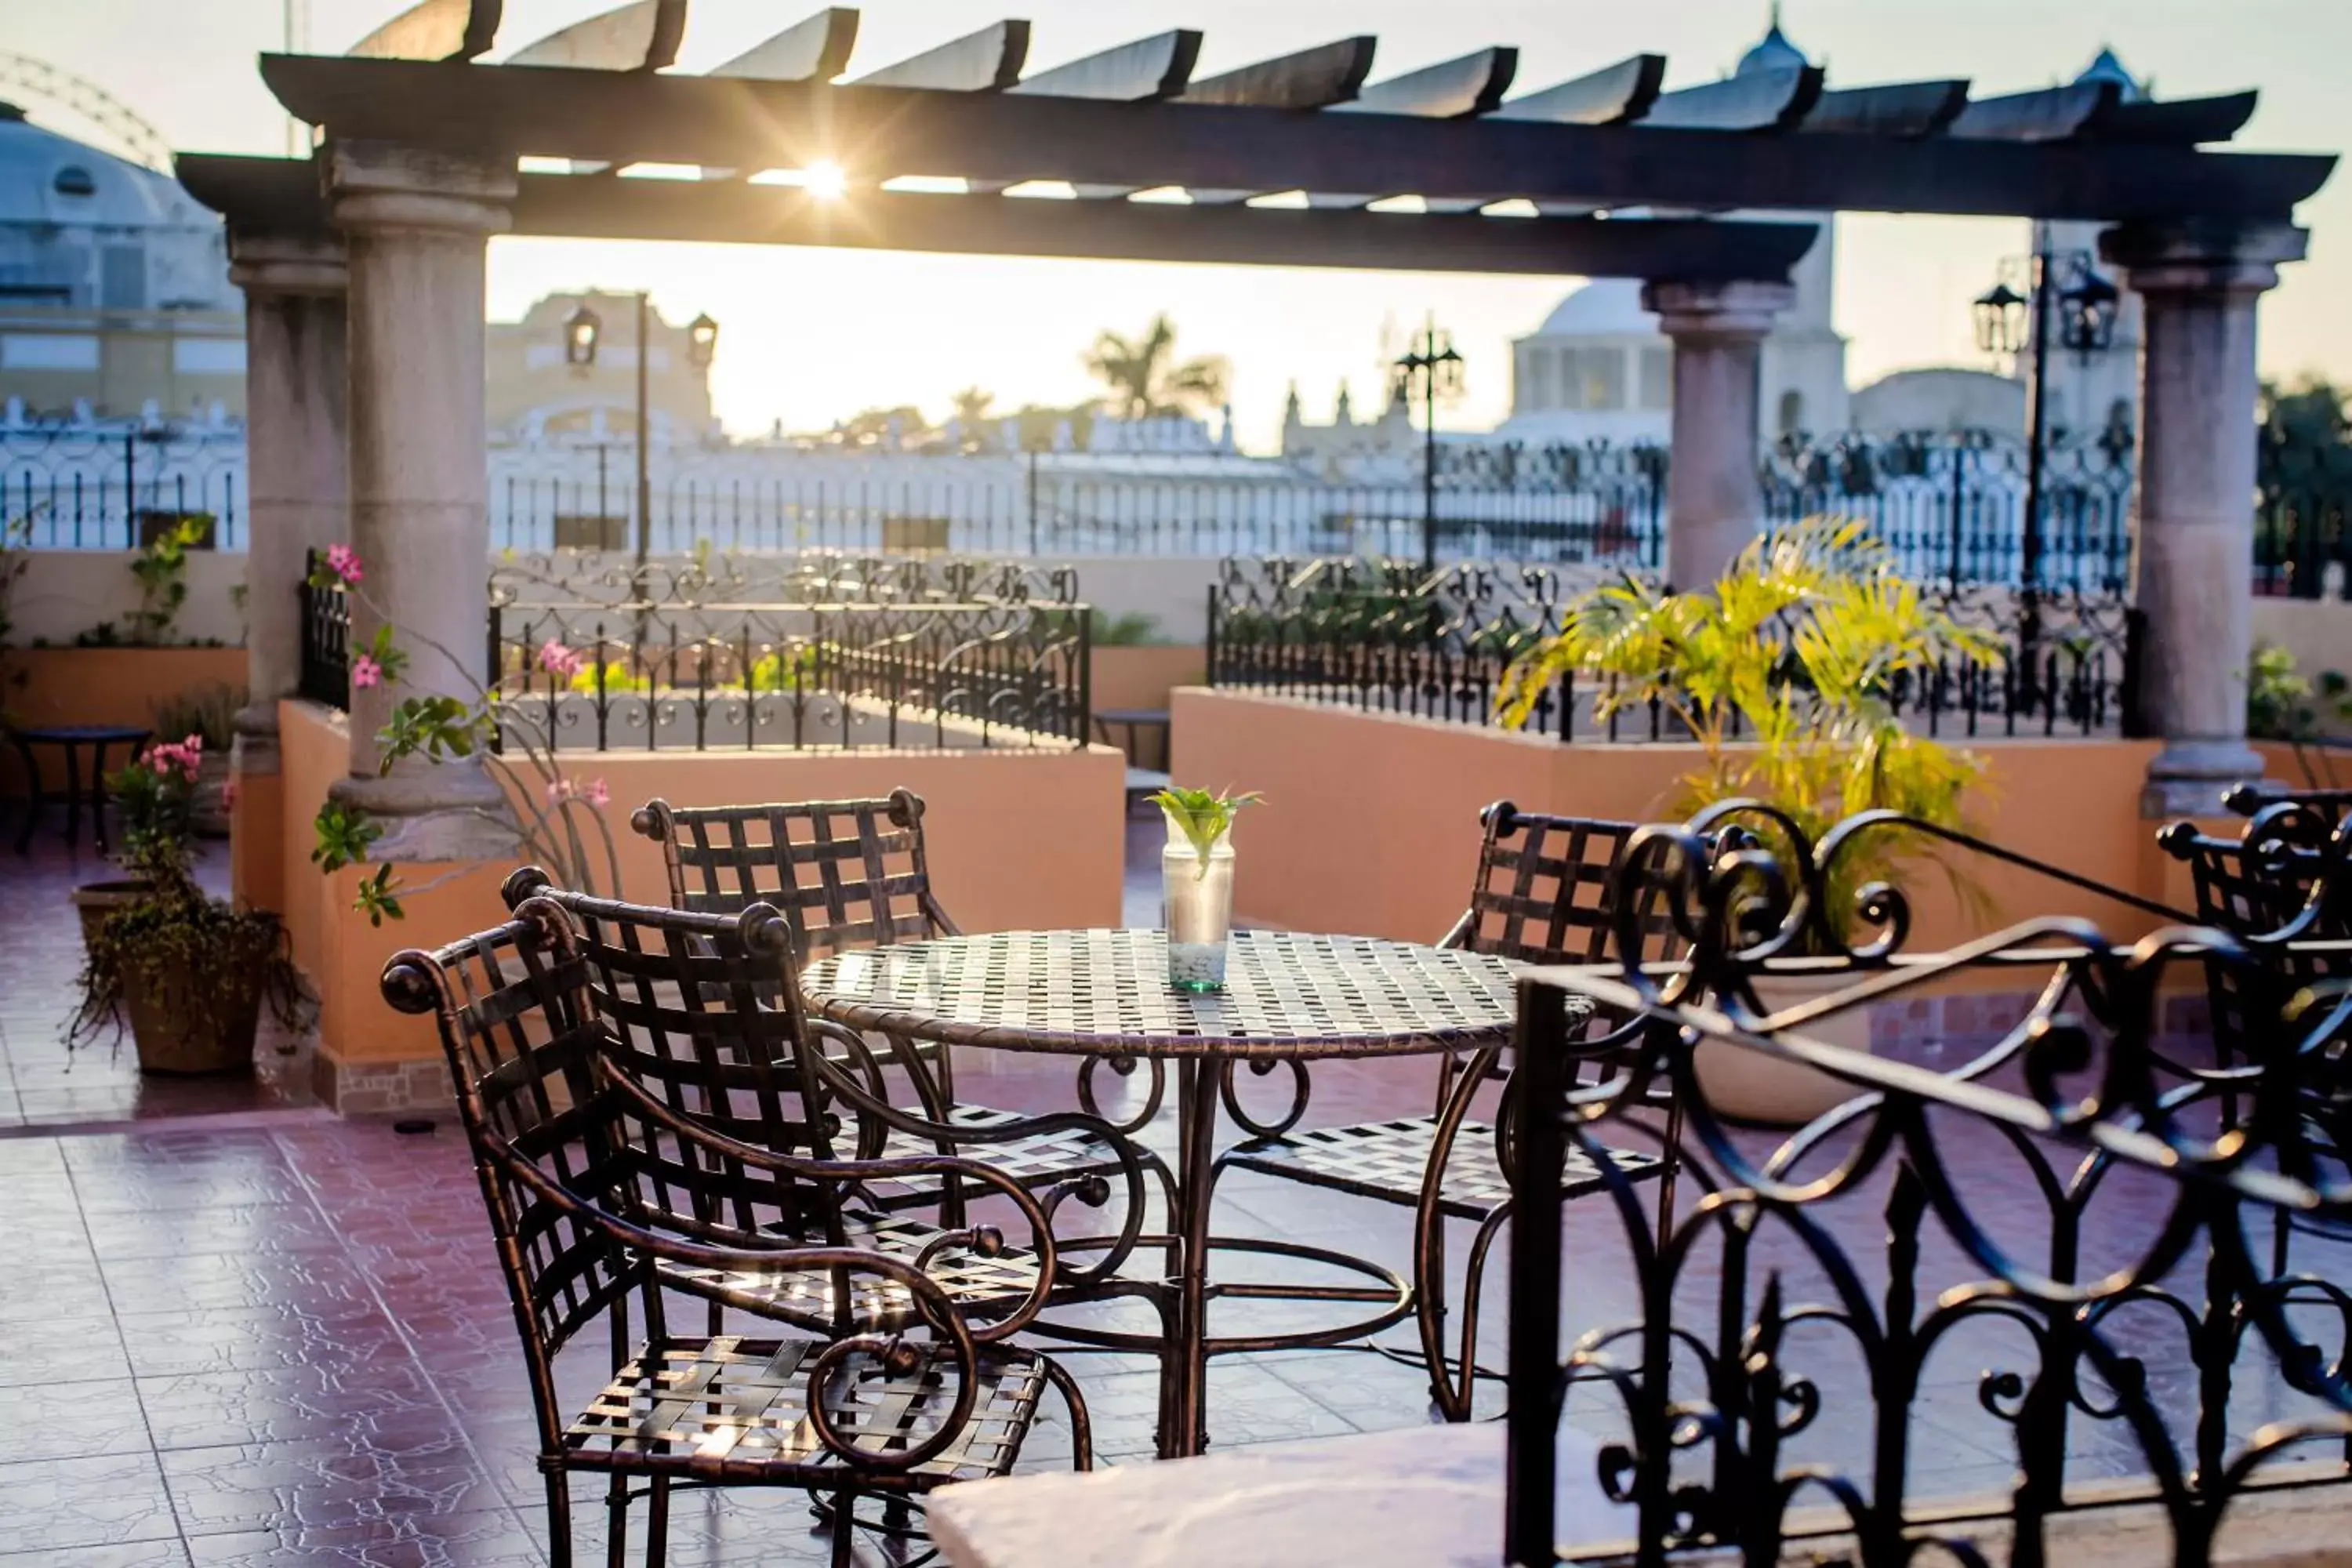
[381,901,644,1440]
[1443,801,1683,967]
[502,869,853,1247]
[2165,824,2351,1062]
[633,789,955,959]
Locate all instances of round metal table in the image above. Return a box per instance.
[10,724,152,855]
[800,927,1518,1458]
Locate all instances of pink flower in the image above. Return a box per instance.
[221,779,241,812]
[536,639,586,680]
[352,654,383,690]
[582,778,609,809]
[545,778,576,806]
[325,543,364,585]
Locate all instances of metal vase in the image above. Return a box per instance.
[1161,826,1236,992]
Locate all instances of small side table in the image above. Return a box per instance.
[10,724,152,855]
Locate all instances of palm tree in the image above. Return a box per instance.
[950,386,997,428]
[1084,315,1230,421]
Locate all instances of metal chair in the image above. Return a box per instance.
[506,871,1160,1327]
[2161,802,2352,1269]
[631,790,1166,1196]
[1221,802,1675,1420]
[382,895,1094,1568]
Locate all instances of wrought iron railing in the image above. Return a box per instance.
[2,424,246,550]
[1761,426,2136,595]
[1205,555,2143,742]
[300,550,1091,750]
[2252,426,2352,600]
[299,553,348,710]
[1502,804,2352,1566]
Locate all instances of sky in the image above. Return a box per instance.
[11,0,2350,450]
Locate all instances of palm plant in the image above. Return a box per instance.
[1085,315,1230,421]
[1498,517,2005,946]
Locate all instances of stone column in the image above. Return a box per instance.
[325,140,517,858]
[225,232,348,911]
[2100,221,2308,816]
[1644,279,1795,589]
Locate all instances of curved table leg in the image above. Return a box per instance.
[62,740,87,853]
[1165,1055,1225,1458]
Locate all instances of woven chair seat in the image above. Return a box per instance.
[659,1207,1049,1328]
[564,1334,1044,1486]
[872,1105,1138,1194]
[1223,1117,1661,1223]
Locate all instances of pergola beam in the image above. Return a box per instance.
[256,56,2335,223]
[174,151,1819,279]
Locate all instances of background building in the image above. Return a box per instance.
[487,291,719,447]
[0,100,242,424]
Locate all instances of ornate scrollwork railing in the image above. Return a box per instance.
[1502,808,2352,1567]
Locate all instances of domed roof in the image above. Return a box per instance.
[1735,10,1809,77]
[0,103,210,230]
[1533,278,1657,338]
[2072,46,2147,104]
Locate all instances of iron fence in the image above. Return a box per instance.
[2253,426,2352,599]
[1761,426,2136,594]
[488,445,1668,567]
[300,549,1090,752]
[1504,807,2352,1566]
[2,425,246,549]
[1206,554,2142,742]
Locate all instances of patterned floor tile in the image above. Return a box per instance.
[0,1450,178,1555]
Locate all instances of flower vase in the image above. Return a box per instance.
[1162,824,1236,992]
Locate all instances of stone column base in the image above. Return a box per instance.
[2140,739,2267,818]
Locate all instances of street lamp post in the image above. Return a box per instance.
[1973,246,2119,710]
[561,296,720,571]
[1393,321,1465,572]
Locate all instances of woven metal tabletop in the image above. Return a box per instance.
[800,929,1519,1059]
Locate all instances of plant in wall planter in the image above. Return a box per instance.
[1151,785,1262,992]
[71,736,312,1074]
[1498,516,2003,1126]
[303,546,626,928]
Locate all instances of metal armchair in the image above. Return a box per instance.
[382,898,1094,1568]
[631,789,1171,1194]
[504,870,1159,1319]
[1221,802,1674,1419]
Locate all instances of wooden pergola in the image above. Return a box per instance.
[191,4,2336,1110]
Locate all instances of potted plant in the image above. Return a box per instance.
[71,736,310,1074]
[151,682,245,837]
[1150,785,1262,992]
[1498,517,2001,1123]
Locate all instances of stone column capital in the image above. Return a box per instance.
[1642,278,1797,341]
[2100,220,2308,299]
[325,139,516,238]
[227,231,347,299]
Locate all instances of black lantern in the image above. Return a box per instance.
[562,302,602,367]
[2057,264,2121,355]
[1972,279,2029,356]
[686,312,720,369]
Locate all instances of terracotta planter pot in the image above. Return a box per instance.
[72,880,155,951]
[1694,971,1877,1128]
[119,955,261,1076]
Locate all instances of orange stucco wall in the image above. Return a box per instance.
[1089,645,1203,770]
[2,648,247,792]
[272,699,1127,1073]
[1173,688,2194,954]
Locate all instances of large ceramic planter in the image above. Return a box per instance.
[1694,971,1876,1127]
[72,880,154,951]
[119,956,261,1075]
